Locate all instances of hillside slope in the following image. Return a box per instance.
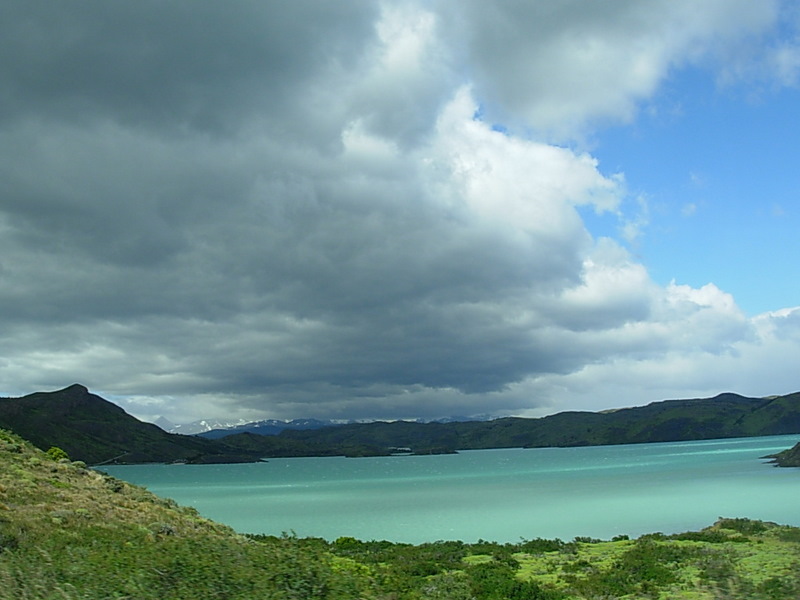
[3,385,800,462]
[2,428,800,600]
[267,391,800,454]
[0,384,264,464]
[0,429,373,599]
[768,441,800,467]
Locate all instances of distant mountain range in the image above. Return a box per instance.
[154,413,495,436]
[163,414,494,438]
[1,384,800,464]
[258,391,800,455]
[154,416,258,435]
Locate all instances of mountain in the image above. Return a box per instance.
[164,418,254,435]
[244,391,800,456]
[3,385,800,463]
[152,415,176,431]
[196,415,495,439]
[200,417,340,439]
[0,384,268,464]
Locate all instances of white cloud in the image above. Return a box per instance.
[550,239,656,331]
[430,88,622,243]
[522,303,800,417]
[770,43,800,86]
[1,1,798,423]
[438,0,778,138]
[344,2,455,147]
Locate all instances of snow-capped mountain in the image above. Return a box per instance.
[161,414,498,438]
[155,418,253,435]
[199,418,337,439]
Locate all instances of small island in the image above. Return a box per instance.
[766,441,800,467]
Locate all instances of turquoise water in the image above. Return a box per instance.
[101,435,800,543]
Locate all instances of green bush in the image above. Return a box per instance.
[468,562,561,600]
[518,538,571,554]
[421,571,474,600]
[672,529,740,543]
[756,575,800,600]
[566,537,696,597]
[45,446,69,461]
[717,518,769,535]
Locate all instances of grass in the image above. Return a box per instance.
[505,523,800,599]
[2,427,800,599]
[0,429,375,599]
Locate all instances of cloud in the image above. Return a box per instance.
[522,305,798,417]
[437,0,777,138]
[711,0,800,89]
[681,203,698,217]
[0,1,380,139]
[0,1,797,423]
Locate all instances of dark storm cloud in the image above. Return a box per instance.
[0,1,377,136]
[0,1,786,422]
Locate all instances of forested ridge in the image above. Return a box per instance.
[233,390,800,458]
[3,385,800,464]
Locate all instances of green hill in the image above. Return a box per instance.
[0,384,265,464]
[0,428,374,599]
[264,391,800,455]
[768,441,800,467]
[3,385,800,463]
[3,428,800,600]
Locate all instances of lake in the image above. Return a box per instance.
[100,434,800,544]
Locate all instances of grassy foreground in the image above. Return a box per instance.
[2,428,799,599]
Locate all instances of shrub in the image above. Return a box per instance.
[757,575,800,600]
[716,518,769,535]
[467,561,560,600]
[567,538,697,598]
[777,527,800,543]
[421,571,474,600]
[46,446,69,461]
[672,529,739,543]
[519,538,570,554]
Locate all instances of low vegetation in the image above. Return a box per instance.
[303,520,800,600]
[0,428,375,599]
[2,428,800,599]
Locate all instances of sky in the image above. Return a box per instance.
[1,0,799,425]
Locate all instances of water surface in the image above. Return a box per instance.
[101,435,800,543]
